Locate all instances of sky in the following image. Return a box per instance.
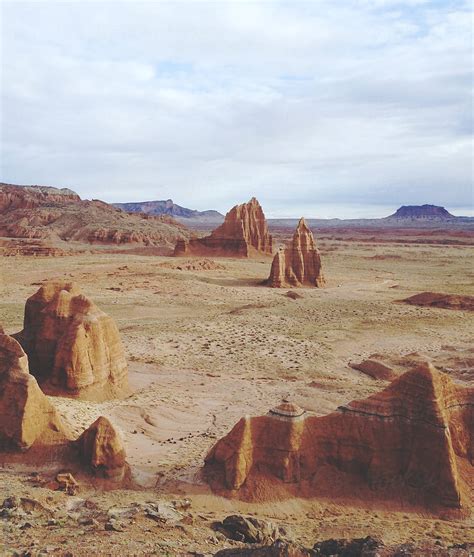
[0,0,472,218]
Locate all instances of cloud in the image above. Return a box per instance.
[0,0,472,217]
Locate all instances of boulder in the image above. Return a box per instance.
[174,197,272,257]
[0,333,69,450]
[205,363,473,508]
[74,416,127,480]
[14,282,129,400]
[267,218,324,288]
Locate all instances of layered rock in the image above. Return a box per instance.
[0,183,191,248]
[0,333,69,450]
[205,363,473,508]
[267,218,324,288]
[174,198,272,257]
[14,282,129,400]
[74,416,127,480]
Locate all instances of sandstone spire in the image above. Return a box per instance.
[174,197,273,257]
[205,363,473,508]
[14,282,129,401]
[267,218,324,287]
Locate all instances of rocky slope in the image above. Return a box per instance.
[0,183,191,248]
[114,198,223,221]
[175,197,273,257]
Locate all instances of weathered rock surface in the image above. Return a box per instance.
[174,198,272,257]
[401,292,474,311]
[0,183,190,248]
[349,359,399,381]
[0,333,69,450]
[205,363,473,508]
[14,282,129,400]
[160,258,226,271]
[214,515,287,544]
[74,417,127,480]
[267,218,324,288]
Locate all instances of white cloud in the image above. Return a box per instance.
[0,0,472,216]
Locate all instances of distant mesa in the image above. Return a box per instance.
[267,218,325,288]
[400,292,474,311]
[14,282,129,401]
[0,183,190,249]
[174,197,273,258]
[113,198,224,221]
[387,204,454,220]
[204,363,473,509]
[0,332,71,451]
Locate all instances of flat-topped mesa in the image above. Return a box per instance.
[0,333,70,450]
[74,416,127,481]
[267,218,325,288]
[174,197,273,257]
[14,282,129,401]
[204,363,473,509]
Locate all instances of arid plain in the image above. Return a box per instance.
[0,226,473,556]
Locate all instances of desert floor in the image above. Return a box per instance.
[0,234,473,555]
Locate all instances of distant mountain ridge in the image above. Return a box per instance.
[114,199,223,220]
[387,205,455,220]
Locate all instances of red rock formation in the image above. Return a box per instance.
[174,198,272,257]
[267,218,324,288]
[74,416,127,480]
[349,359,399,381]
[401,292,474,311]
[0,183,190,248]
[14,282,129,401]
[205,363,473,508]
[0,333,70,450]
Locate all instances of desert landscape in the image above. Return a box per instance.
[0,186,473,556]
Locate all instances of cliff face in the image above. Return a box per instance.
[14,282,129,401]
[174,198,273,257]
[205,363,473,508]
[267,218,324,287]
[0,333,70,450]
[0,183,190,248]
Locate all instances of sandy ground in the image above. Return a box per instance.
[0,235,473,555]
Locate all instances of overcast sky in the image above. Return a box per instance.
[1,0,472,218]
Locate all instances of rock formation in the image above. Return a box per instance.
[401,292,474,311]
[74,416,127,480]
[205,363,473,508]
[387,204,454,220]
[267,218,324,288]
[174,198,272,257]
[0,183,191,249]
[0,332,69,450]
[14,282,129,401]
[349,359,399,381]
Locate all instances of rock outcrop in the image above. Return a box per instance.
[205,363,473,508]
[401,292,474,311]
[174,198,272,257]
[0,333,69,450]
[349,359,399,381]
[14,282,129,401]
[74,417,127,480]
[267,218,324,288]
